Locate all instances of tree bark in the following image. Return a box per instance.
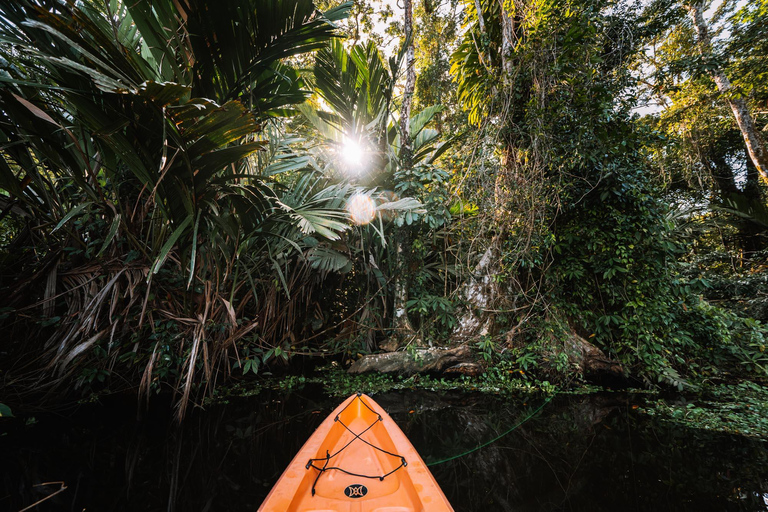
[688,2,768,185]
[399,0,416,163]
[452,242,501,340]
[474,0,487,36]
[391,0,417,342]
[393,241,415,334]
[452,123,517,342]
[348,345,475,376]
[498,0,515,78]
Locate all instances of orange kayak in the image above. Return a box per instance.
[258,392,454,511]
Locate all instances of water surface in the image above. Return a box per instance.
[1,387,767,511]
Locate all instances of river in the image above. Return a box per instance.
[2,386,767,511]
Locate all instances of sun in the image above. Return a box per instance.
[340,137,366,172]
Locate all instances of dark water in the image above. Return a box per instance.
[1,387,767,511]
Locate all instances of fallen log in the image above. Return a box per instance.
[348,345,475,376]
[564,332,624,381]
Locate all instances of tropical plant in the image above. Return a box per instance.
[302,39,456,347]
[0,0,359,416]
[444,0,768,385]
[638,0,768,248]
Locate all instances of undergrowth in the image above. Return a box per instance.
[638,381,768,439]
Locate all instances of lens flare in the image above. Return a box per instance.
[347,194,376,225]
[341,138,365,172]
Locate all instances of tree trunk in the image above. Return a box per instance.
[348,345,476,376]
[452,132,518,341]
[451,2,528,343]
[474,0,487,36]
[390,0,417,345]
[393,241,415,335]
[452,241,501,340]
[688,2,768,185]
[498,0,515,78]
[399,0,416,164]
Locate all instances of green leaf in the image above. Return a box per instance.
[409,105,443,140]
[151,216,193,275]
[307,246,350,272]
[96,214,121,257]
[291,210,349,240]
[0,403,13,417]
[52,202,92,233]
[187,210,202,289]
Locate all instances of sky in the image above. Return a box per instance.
[634,0,748,116]
[364,0,459,55]
[347,0,750,117]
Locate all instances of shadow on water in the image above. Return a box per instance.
[1,387,767,511]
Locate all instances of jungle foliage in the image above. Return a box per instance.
[442,0,768,387]
[1,0,767,413]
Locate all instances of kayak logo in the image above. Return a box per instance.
[344,484,368,498]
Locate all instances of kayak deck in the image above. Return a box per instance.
[258,393,454,511]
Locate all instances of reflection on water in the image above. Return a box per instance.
[1,386,767,511]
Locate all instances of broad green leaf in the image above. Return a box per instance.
[307,246,350,272]
[0,403,12,417]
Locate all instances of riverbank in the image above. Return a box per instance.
[202,365,768,440]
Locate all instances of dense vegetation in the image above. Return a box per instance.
[1,0,767,416]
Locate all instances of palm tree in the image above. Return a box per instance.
[306,39,452,349]
[0,0,354,416]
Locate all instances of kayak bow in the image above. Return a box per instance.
[258,393,454,511]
